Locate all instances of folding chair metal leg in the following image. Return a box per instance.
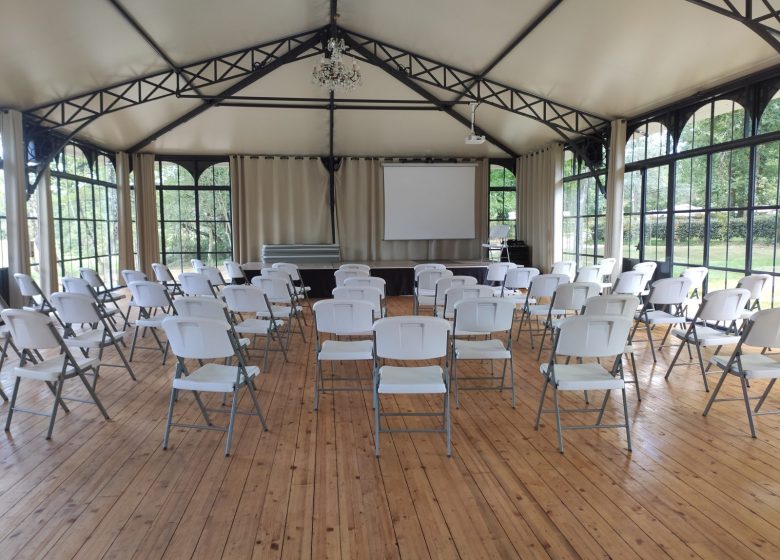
[595,390,611,425]
[162,388,176,450]
[645,322,657,362]
[314,358,323,411]
[534,377,550,429]
[5,377,21,431]
[129,325,141,361]
[192,391,212,425]
[224,388,239,456]
[77,368,110,420]
[740,375,757,438]
[664,338,689,380]
[246,381,268,431]
[552,387,565,453]
[692,342,709,391]
[46,378,65,439]
[754,378,776,412]
[509,352,516,408]
[0,387,6,402]
[445,390,451,457]
[621,387,632,451]
[374,390,381,457]
[452,355,460,409]
[45,381,70,413]
[702,370,729,417]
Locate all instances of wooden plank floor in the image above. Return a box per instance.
[1,296,779,559]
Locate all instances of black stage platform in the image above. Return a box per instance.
[245,260,489,298]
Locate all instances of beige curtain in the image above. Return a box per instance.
[336,158,488,261]
[1,109,31,306]
[230,156,330,263]
[116,151,135,281]
[132,153,159,278]
[36,168,58,296]
[518,143,564,271]
[604,119,627,281]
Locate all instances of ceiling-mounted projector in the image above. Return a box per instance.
[465,101,485,145]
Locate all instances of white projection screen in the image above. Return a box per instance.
[383,164,476,240]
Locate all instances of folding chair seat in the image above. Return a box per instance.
[344,276,387,316]
[251,276,306,341]
[537,281,601,360]
[372,316,451,456]
[516,273,570,344]
[334,268,370,288]
[551,261,576,281]
[450,297,515,407]
[127,281,175,364]
[432,275,478,317]
[736,274,771,320]
[665,288,751,390]
[222,285,288,370]
[161,316,268,456]
[14,273,65,328]
[51,291,136,382]
[703,308,780,437]
[535,314,634,453]
[414,268,453,314]
[61,276,125,329]
[224,260,247,284]
[152,262,183,296]
[633,277,691,363]
[333,286,383,318]
[179,272,219,297]
[1,309,109,438]
[597,258,617,292]
[312,299,375,410]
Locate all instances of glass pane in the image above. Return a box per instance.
[759,89,780,133]
[711,148,749,208]
[645,166,668,213]
[712,99,746,145]
[709,211,746,271]
[675,156,706,210]
[643,214,666,262]
[756,141,780,207]
[672,212,705,265]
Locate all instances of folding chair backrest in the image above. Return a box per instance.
[251,276,290,300]
[339,263,371,273]
[574,265,601,283]
[152,263,175,283]
[414,263,446,278]
[555,315,633,358]
[15,273,43,298]
[79,267,104,289]
[444,286,495,317]
[173,296,228,321]
[504,267,539,291]
[583,295,640,319]
[680,267,708,293]
[737,274,771,300]
[191,258,205,271]
[129,281,171,308]
[344,276,386,296]
[551,261,576,280]
[612,271,645,295]
[61,276,94,297]
[313,299,375,335]
[698,288,751,322]
[417,269,453,291]
[453,297,515,333]
[373,316,450,360]
[332,286,382,316]
[222,285,272,314]
[178,272,214,296]
[528,273,569,299]
[485,262,515,283]
[632,261,657,288]
[224,260,245,281]
[598,258,617,278]
[648,277,692,306]
[121,269,147,285]
[334,268,370,287]
[162,316,233,360]
[435,275,478,305]
[1,309,60,350]
[242,261,263,271]
[552,282,601,311]
[50,292,101,324]
[273,262,301,282]
[743,308,780,349]
[199,266,225,287]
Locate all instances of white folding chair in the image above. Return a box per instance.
[224,260,247,284]
[414,268,453,314]
[127,281,175,364]
[681,266,708,300]
[121,269,147,285]
[1,309,110,439]
[703,308,780,437]
[0,295,22,400]
[665,288,751,390]
[598,257,617,291]
[500,266,540,306]
[536,282,601,360]
[333,286,383,319]
[344,276,387,316]
[633,277,691,362]
[274,262,312,310]
[442,285,495,323]
[339,263,371,273]
[632,261,657,297]
[251,276,306,341]
[61,276,124,329]
[483,262,516,294]
[312,299,375,410]
[152,262,183,296]
[199,266,227,291]
[372,316,452,456]
[172,296,253,361]
[334,268,370,288]
[574,265,602,284]
[516,273,570,345]
[736,274,772,320]
[80,267,127,313]
[482,224,511,261]
[451,297,516,408]
[14,272,65,328]
[222,285,288,370]
[611,271,646,296]
[551,261,577,281]
[413,263,446,297]
[51,291,136,382]
[535,315,634,453]
[161,316,267,456]
[190,258,205,271]
[432,275,478,317]
[178,272,218,297]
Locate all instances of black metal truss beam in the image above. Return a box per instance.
[341,27,608,139]
[23,28,323,131]
[344,36,519,157]
[685,0,780,53]
[126,33,324,152]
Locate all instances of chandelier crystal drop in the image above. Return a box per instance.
[312,37,361,91]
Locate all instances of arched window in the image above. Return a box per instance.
[759,89,780,133]
[678,99,746,152]
[625,121,669,163]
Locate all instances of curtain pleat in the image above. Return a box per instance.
[116,151,135,280]
[36,168,58,296]
[132,153,159,278]
[604,119,627,280]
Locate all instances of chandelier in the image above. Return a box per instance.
[312,37,361,91]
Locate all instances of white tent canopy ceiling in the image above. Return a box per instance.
[1,0,778,160]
